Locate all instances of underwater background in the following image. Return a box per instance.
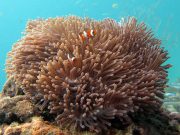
[0,0,180,101]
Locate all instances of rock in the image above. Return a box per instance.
[0,117,67,135]
[166,105,178,113]
[2,76,24,97]
[0,117,143,135]
[0,91,179,135]
[0,77,179,135]
[0,95,38,124]
[0,85,179,135]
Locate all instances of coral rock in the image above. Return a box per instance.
[2,76,24,97]
[0,95,37,124]
[0,117,66,135]
[0,117,147,135]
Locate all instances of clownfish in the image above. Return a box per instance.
[67,53,75,61]
[79,29,96,42]
[67,53,81,67]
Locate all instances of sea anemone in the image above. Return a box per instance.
[6,16,170,133]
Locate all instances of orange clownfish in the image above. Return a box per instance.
[79,29,96,42]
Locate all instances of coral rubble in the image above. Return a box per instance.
[0,95,37,124]
[0,117,66,135]
[164,85,180,113]
[2,76,24,97]
[0,16,179,135]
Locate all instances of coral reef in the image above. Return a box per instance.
[0,112,179,135]
[0,78,39,125]
[0,95,37,124]
[0,117,66,135]
[2,76,24,97]
[2,16,179,134]
[0,116,134,135]
[164,85,180,113]
[1,79,179,135]
[131,109,180,135]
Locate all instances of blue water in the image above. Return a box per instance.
[0,0,180,90]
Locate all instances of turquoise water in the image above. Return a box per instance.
[0,0,180,90]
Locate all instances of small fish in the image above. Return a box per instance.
[79,29,96,42]
[67,53,75,61]
[169,82,180,89]
[112,3,119,9]
[67,53,81,67]
[165,92,176,97]
[171,85,180,89]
